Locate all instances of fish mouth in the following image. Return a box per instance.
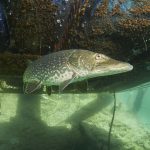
[114,62,133,72]
[93,60,133,77]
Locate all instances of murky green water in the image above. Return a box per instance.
[1,0,150,150]
[0,86,150,150]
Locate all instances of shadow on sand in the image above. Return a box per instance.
[0,93,126,150]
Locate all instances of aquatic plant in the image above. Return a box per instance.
[10,0,57,54]
[108,92,116,150]
[66,0,150,59]
[4,0,150,57]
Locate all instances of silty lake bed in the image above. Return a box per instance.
[0,88,150,150]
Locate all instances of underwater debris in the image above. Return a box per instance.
[0,52,38,75]
[0,80,18,90]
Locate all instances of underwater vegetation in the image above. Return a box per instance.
[0,0,149,57]
[9,0,57,53]
[67,0,150,59]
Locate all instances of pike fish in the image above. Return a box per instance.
[23,49,133,94]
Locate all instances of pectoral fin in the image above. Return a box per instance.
[23,81,42,94]
[59,73,77,92]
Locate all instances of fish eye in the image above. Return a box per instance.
[95,54,102,60]
[95,53,109,63]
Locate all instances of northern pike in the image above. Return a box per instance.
[23,49,133,94]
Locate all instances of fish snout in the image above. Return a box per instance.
[113,60,133,72]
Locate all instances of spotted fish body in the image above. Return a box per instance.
[23,49,133,94]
